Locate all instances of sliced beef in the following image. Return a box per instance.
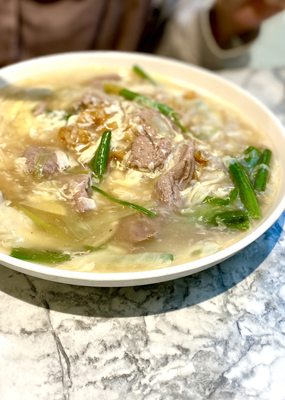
[63,174,96,213]
[129,109,172,171]
[78,75,120,108]
[78,92,103,109]
[129,135,171,170]
[155,174,181,208]
[135,109,158,138]
[116,214,159,243]
[24,146,69,178]
[155,141,195,208]
[172,143,195,190]
[138,108,179,138]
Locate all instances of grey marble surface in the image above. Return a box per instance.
[1,68,285,400]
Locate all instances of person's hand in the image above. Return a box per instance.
[211,0,285,49]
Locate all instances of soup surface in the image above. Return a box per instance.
[0,66,278,272]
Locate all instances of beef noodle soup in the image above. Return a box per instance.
[0,65,278,272]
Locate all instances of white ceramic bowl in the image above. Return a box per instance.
[0,52,285,286]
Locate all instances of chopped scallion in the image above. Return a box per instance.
[92,186,156,218]
[132,65,157,85]
[229,160,261,219]
[90,130,112,181]
[10,248,71,264]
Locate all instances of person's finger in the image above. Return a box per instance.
[236,4,284,30]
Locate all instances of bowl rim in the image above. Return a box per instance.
[1,51,285,286]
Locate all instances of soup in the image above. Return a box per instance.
[0,65,278,272]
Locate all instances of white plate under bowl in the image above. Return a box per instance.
[0,52,285,286]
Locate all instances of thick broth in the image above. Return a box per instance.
[0,67,278,272]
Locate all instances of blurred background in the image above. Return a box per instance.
[250,10,285,67]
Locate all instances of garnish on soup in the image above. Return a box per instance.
[0,65,275,272]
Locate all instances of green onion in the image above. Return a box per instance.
[243,146,262,169]
[90,130,112,181]
[119,88,138,101]
[103,83,122,95]
[229,160,261,219]
[254,149,272,192]
[10,248,71,264]
[203,188,238,206]
[132,65,157,85]
[188,206,250,231]
[160,253,174,262]
[64,111,73,121]
[92,185,156,218]
[118,88,187,133]
[206,209,250,230]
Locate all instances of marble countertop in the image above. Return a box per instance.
[1,68,285,400]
